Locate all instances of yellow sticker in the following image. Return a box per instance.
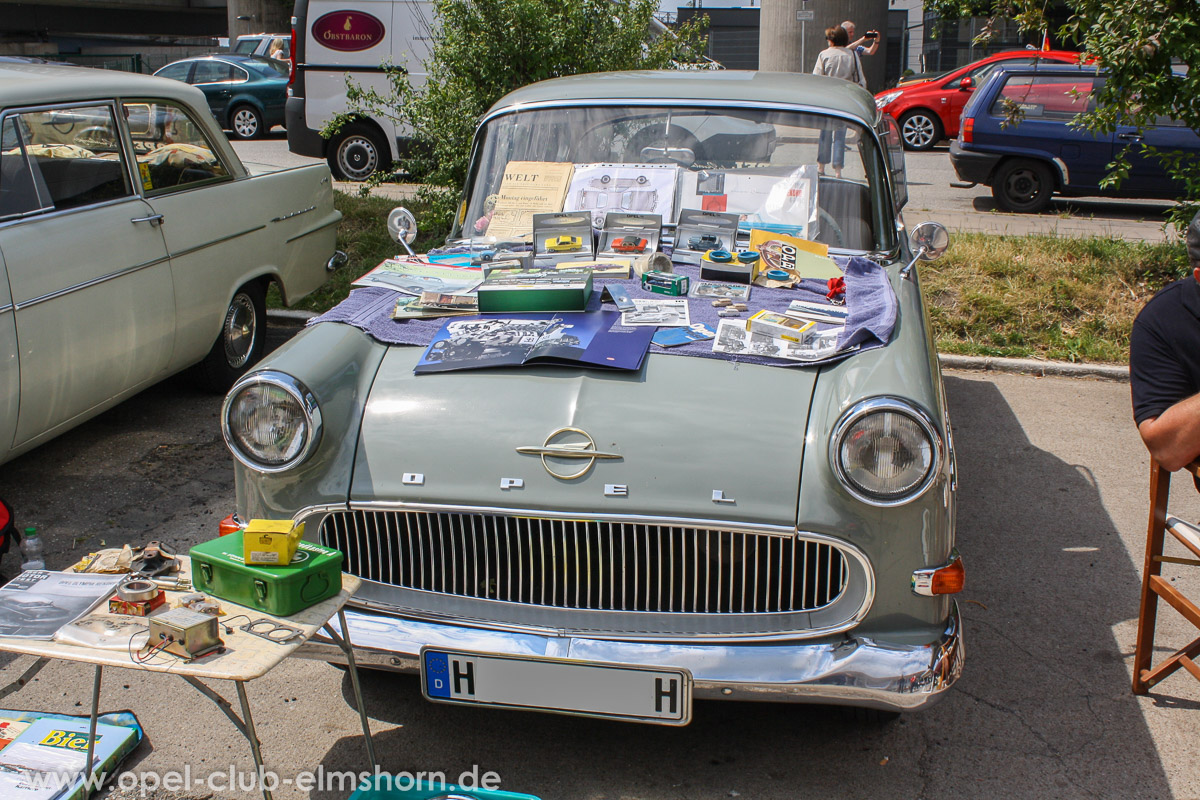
[138,162,153,191]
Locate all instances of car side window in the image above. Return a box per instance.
[990,75,1097,120]
[156,62,191,82]
[0,105,131,218]
[230,65,250,85]
[124,101,231,195]
[192,61,234,84]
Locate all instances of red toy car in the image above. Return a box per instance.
[611,236,648,253]
[875,49,1082,150]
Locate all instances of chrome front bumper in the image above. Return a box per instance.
[299,601,964,713]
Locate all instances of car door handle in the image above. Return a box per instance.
[130,214,164,226]
[1118,132,1143,142]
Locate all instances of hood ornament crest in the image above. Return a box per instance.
[516,427,621,480]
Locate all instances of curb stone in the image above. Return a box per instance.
[268,310,1130,382]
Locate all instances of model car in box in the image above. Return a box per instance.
[611,236,648,253]
[221,71,963,721]
[546,234,583,252]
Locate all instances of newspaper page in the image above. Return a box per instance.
[485,161,575,239]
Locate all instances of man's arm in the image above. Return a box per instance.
[1138,392,1200,471]
[849,35,880,55]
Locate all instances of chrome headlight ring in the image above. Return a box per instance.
[829,396,944,507]
[221,370,323,473]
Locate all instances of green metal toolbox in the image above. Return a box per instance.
[189,532,344,616]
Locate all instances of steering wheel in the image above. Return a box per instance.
[815,207,846,249]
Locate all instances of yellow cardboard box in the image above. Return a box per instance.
[243,519,305,566]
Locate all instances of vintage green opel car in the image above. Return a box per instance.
[0,63,342,466]
[223,71,963,723]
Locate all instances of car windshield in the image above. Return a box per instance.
[453,104,893,253]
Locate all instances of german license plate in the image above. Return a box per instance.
[420,647,692,725]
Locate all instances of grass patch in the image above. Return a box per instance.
[923,232,1189,364]
[275,194,1191,365]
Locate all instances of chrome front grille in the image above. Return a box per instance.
[319,509,850,615]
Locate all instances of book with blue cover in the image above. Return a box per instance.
[415,311,653,373]
[0,715,140,799]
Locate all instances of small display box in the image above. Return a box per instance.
[673,209,740,266]
[641,271,689,296]
[532,212,594,264]
[598,213,661,258]
[747,309,816,343]
[701,250,760,284]
[190,532,344,617]
[469,234,535,270]
[477,267,594,312]
[243,518,305,566]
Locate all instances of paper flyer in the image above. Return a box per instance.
[485,161,576,239]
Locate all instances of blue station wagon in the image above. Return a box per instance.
[949,64,1200,213]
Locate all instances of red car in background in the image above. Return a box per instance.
[875,49,1083,150]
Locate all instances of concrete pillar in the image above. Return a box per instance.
[227,0,291,40]
[759,0,889,92]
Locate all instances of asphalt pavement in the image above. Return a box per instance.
[0,344,1197,799]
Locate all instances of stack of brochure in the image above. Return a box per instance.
[0,716,139,799]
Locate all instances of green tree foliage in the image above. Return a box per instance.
[924,0,1199,227]
[330,0,707,222]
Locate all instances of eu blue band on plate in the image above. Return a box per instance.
[424,651,450,697]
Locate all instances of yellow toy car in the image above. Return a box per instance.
[546,234,583,252]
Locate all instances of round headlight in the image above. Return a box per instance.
[831,398,941,506]
[222,371,322,472]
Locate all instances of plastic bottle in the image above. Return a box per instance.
[20,527,45,571]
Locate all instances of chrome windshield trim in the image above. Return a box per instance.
[15,255,172,311]
[169,225,265,259]
[293,501,797,538]
[479,97,873,129]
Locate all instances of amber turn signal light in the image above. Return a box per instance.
[218,513,246,537]
[911,552,965,596]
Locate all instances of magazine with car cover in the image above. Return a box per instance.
[352,256,484,296]
[414,311,653,374]
[0,716,139,800]
[0,572,124,639]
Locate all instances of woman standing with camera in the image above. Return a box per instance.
[812,25,868,178]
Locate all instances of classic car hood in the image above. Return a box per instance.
[350,350,819,528]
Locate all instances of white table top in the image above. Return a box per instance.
[0,558,361,681]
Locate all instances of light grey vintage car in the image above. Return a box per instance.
[223,71,963,723]
[0,62,342,466]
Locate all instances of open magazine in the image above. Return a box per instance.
[414,311,653,374]
[0,572,124,639]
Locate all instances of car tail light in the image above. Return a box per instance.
[912,553,965,596]
[288,25,297,85]
[219,513,246,537]
[961,117,974,144]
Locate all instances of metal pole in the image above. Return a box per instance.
[85,666,102,785]
[235,681,273,800]
[338,608,378,770]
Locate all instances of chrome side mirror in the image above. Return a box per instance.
[900,221,950,278]
[387,206,418,256]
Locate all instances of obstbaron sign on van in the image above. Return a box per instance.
[311,11,387,52]
[286,0,435,181]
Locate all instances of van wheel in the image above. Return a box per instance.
[992,159,1054,213]
[199,282,266,391]
[899,110,942,150]
[328,123,388,181]
[229,105,264,140]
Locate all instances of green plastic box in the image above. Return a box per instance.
[189,532,343,617]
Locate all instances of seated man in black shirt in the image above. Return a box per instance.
[1130,211,1200,470]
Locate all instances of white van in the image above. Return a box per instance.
[285,0,433,180]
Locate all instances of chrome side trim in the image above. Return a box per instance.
[15,255,172,311]
[271,205,316,223]
[170,225,265,259]
[299,601,964,711]
[0,304,11,315]
[285,216,340,245]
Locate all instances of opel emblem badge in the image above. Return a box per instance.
[516,427,622,480]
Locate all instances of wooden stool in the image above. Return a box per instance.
[1132,458,1200,693]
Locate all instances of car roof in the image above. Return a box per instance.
[164,54,278,67]
[0,62,207,108]
[488,70,879,124]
